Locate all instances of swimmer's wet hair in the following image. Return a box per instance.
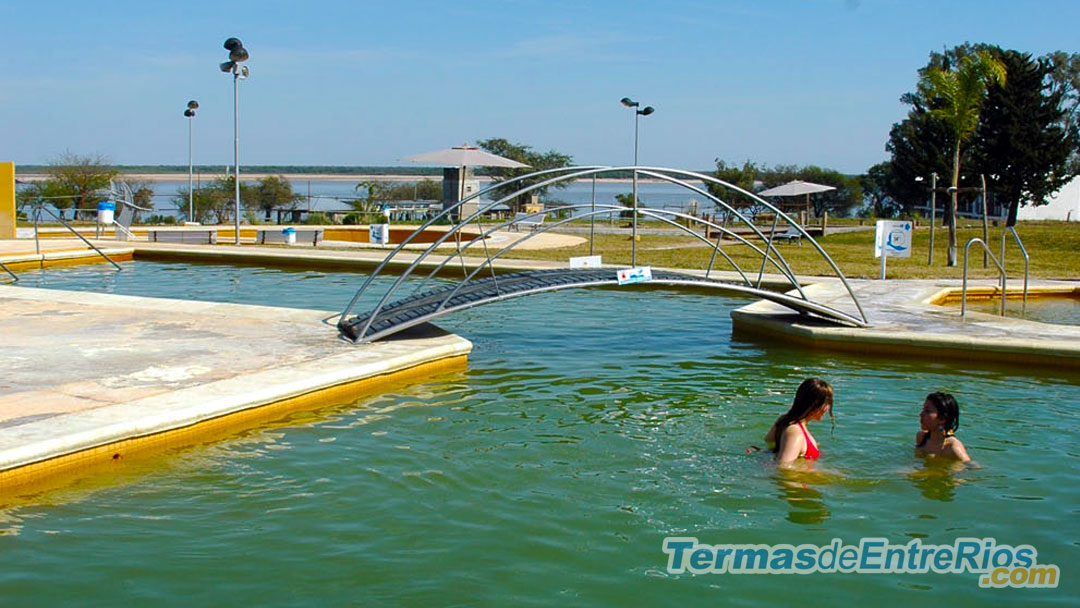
[918,392,960,447]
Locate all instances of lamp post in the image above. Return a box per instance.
[620,97,654,266]
[184,100,198,222]
[220,37,249,244]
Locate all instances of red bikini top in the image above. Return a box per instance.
[799,422,821,459]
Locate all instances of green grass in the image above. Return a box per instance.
[500,220,1080,280]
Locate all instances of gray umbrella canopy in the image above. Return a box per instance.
[757,180,836,220]
[400,143,529,168]
[757,180,835,197]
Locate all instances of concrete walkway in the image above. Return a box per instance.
[731,277,1080,369]
[0,283,470,498]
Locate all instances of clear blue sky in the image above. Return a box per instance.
[2,0,1077,174]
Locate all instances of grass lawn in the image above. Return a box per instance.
[500,220,1080,280]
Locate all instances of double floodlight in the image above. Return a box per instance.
[620,97,654,115]
[219,37,250,74]
[183,99,198,117]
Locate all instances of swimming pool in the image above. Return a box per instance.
[963,294,1080,326]
[1,262,1077,605]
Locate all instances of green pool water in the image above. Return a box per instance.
[963,294,1080,326]
[2,262,1077,605]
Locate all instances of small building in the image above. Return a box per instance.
[1018,176,1080,221]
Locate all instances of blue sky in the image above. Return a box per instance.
[2,0,1077,173]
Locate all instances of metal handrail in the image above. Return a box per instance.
[31,201,123,271]
[0,262,17,282]
[999,226,1029,313]
[337,165,871,341]
[961,238,1006,317]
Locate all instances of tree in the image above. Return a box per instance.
[381,179,442,201]
[172,175,252,224]
[971,50,1078,225]
[18,152,117,219]
[883,103,956,215]
[706,159,861,220]
[706,159,763,221]
[917,49,1006,265]
[859,162,902,218]
[46,152,120,220]
[16,179,78,219]
[784,166,862,218]
[172,186,225,224]
[350,180,389,214]
[476,138,573,211]
[251,175,303,221]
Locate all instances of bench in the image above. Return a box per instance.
[147,229,217,244]
[256,227,324,245]
[510,212,545,232]
[773,226,803,245]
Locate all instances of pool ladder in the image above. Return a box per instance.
[30,201,123,271]
[960,226,1029,318]
[0,261,16,282]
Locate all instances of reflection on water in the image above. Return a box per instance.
[774,470,831,525]
[908,455,973,502]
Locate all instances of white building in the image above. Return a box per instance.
[1018,176,1080,221]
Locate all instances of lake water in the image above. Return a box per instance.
[25,177,714,219]
[1,261,1077,605]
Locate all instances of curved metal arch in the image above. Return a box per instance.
[412,203,774,297]
[340,269,867,343]
[427,204,772,317]
[411,171,814,297]
[338,165,869,343]
[337,165,608,325]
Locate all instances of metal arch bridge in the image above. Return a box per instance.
[337,166,870,343]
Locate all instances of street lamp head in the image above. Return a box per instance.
[184,108,195,117]
[187,100,199,110]
[223,37,249,63]
[620,97,639,108]
[220,60,236,73]
[638,106,655,116]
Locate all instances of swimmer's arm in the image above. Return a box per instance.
[775,425,804,465]
[764,423,778,449]
[914,430,927,448]
[946,437,972,463]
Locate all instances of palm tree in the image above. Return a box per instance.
[918,50,1006,266]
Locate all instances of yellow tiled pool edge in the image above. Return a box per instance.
[0,353,467,500]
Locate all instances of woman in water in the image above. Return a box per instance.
[764,378,834,465]
[915,392,971,462]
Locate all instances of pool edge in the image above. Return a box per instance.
[0,352,469,500]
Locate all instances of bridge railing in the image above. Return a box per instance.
[338,166,868,341]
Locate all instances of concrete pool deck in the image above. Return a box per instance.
[0,284,471,498]
[731,278,1080,370]
[2,235,1078,498]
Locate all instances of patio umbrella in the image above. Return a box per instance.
[401,143,530,207]
[757,180,836,220]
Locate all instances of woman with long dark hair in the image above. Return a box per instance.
[915,392,971,462]
[764,378,834,465]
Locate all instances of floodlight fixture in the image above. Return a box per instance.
[221,37,251,244]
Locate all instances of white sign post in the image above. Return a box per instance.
[875,220,912,279]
